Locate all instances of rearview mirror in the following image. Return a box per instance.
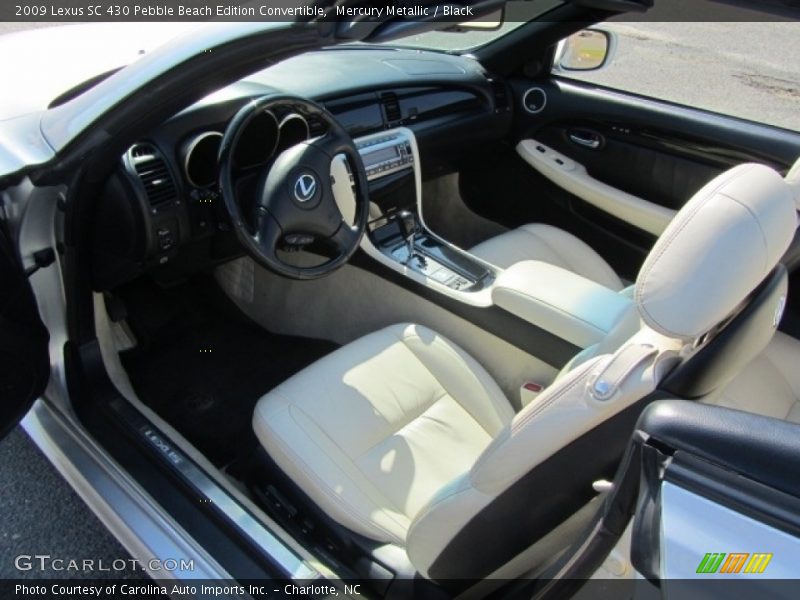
[555,29,615,71]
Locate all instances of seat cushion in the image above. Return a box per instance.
[707,331,800,424]
[469,223,624,291]
[252,323,514,545]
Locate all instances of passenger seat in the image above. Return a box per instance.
[470,158,800,425]
[708,331,800,424]
[469,223,624,291]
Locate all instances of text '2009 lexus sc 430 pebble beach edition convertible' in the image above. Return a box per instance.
[1,0,800,598]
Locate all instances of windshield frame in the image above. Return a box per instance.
[370,0,565,54]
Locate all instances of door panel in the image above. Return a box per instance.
[631,401,800,596]
[516,138,675,235]
[536,125,725,211]
[460,77,800,281]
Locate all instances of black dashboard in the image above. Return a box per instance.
[91,46,512,290]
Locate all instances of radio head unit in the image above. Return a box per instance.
[356,130,415,181]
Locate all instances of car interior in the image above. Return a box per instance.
[58,10,800,598]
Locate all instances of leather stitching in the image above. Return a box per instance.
[521,225,570,271]
[527,224,622,290]
[257,401,407,545]
[468,359,599,484]
[718,191,770,275]
[395,327,513,435]
[511,359,597,434]
[635,164,757,338]
[287,403,412,527]
[406,478,491,552]
[353,390,449,460]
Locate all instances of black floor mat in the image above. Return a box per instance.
[118,276,338,466]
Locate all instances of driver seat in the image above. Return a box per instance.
[252,163,798,581]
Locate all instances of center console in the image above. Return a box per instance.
[492,261,637,349]
[353,127,638,354]
[356,127,497,304]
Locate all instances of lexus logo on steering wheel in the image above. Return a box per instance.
[293,173,318,203]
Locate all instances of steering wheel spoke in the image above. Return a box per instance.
[330,222,361,257]
[218,94,370,280]
[254,209,284,265]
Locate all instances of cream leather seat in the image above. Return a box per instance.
[253,163,798,581]
[710,331,800,424]
[470,223,625,291]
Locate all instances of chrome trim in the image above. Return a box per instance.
[293,173,318,203]
[522,87,547,114]
[109,397,318,582]
[355,129,414,182]
[183,131,223,189]
[569,132,601,149]
[279,112,311,141]
[22,400,234,584]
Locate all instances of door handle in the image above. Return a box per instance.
[569,131,602,149]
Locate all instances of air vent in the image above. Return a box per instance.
[380,92,401,124]
[128,143,177,208]
[488,78,509,112]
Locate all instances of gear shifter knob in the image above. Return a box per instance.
[397,210,416,239]
[396,210,423,266]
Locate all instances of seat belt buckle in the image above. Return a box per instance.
[520,381,544,405]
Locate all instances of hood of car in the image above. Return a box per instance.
[0,23,199,121]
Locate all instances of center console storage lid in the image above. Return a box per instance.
[492,260,637,348]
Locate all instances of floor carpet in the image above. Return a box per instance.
[119,276,338,466]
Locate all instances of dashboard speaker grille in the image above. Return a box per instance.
[129,143,177,208]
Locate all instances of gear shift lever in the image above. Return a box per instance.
[397,210,424,266]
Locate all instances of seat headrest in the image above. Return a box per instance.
[635,163,798,340]
[787,156,800,209]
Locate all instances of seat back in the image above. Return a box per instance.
[406,163,799,581]
[661,264,788,399]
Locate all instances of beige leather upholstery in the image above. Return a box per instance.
[786,155,800,208]
[406,327,682,577]
[708,331,800,424]
[470,158,800,299]
[492,260,637,348]
[253,323,514,545]
[516,139,676,236]
[635,163,798,340]
[469,223,624,291]
[703,158,800,423]
[253,161,798,580]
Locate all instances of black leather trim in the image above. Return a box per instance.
[639,400,800,500]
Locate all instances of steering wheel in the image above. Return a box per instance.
[219,94,370,280]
